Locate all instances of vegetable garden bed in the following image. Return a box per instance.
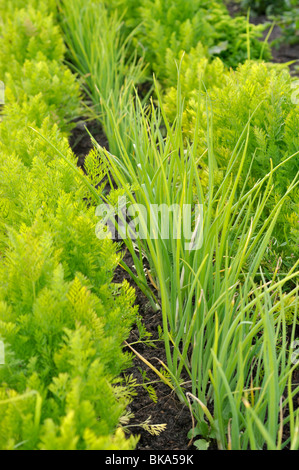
[0,0,298,452]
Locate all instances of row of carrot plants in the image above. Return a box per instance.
[0,0,142,450]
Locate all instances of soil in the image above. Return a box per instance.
[68,3,299,450]
[113,252,197,451]
[69,117,109,168]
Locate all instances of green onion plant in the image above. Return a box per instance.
[59,0,146,156]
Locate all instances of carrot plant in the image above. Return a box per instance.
[107,0,271,83]
[164,59,299,271]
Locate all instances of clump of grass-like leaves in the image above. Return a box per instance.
[36,71,299,449]
[59,0,146,156]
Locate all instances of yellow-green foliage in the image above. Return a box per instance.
[167,60,298,181]
[0,7,65,68]
[0,0,57,19]
[272,292,298,326]
[164,59,299,259]
[2,57,81,136]
[108,0,271,83]
[0,0,138,450]
[0,2,81,132]
[164,44,228,89]
[0,229,137,450]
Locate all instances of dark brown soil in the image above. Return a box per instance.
[272,39,299,73]
[113,252,196,451]
[69,117,109,167]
